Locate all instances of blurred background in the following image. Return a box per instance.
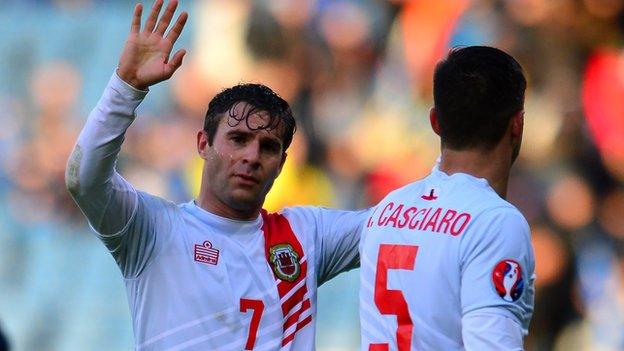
[1,0,624,350]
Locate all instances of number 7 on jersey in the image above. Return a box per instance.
[240,298,264,350]
[370,244,419,351]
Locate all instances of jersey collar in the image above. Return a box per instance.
[186,201,262,236]
[430,164,493,190]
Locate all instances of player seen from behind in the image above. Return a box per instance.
[359,46,535,350]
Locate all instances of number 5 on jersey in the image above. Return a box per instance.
[240,298,264,350]
[370,244,418,351]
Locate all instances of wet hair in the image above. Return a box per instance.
[433,46,526,150]
[203,83,296,152]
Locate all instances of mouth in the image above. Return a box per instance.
[232,173,260,185]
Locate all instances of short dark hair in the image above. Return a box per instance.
[433,46,526,150]
[203,83,296,152]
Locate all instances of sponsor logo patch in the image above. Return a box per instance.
[492,259,524,302]
[269,244,300,282]
[194,241,219,265]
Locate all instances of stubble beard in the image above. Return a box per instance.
[226,187,263,212]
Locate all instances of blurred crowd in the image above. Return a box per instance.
[1,0,624,350]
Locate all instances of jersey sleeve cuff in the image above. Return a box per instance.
[99,71,148,118]
[112,70,149,97]
[91,71,149,129]
[463,307,527,335]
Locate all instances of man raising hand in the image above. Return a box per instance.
[117,0,187,90]
[67,1,368,350]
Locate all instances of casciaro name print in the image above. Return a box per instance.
[367,202,472,237]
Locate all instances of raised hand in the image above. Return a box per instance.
[117,0,188,90]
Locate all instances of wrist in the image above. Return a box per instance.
[115,68,148,91]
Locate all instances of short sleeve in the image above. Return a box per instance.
[459,207,535,334]
[284,207,370,286]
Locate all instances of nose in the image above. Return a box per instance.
[241,140,261,168]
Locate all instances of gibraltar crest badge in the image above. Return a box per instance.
[269,244,301,282]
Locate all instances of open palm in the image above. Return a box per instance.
[117,0,188,90]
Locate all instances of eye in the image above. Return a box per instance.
[230,135,246,144]
[261,141,281,154]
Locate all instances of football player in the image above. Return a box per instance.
[359,46,535,350]
[66,1,368,349]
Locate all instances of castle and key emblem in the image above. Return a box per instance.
[269,244,301,282]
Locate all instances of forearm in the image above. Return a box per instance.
[66,72,147,234]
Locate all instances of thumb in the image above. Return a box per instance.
[165,49,187,77]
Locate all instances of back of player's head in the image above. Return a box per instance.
[433,46,526,150]
[204,83,296,152]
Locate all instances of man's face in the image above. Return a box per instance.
[198,102,286,214]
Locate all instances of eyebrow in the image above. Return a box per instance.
[226,130,253,137]
[260,134,283,147]
[226,130,283,146]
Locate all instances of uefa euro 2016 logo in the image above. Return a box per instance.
[492,260,524,302]
[269,244,301,282]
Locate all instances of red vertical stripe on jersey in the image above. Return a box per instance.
[261,210,312,346]
[281,315,313,346]
[283,299,311,330]
[281,283,307,314]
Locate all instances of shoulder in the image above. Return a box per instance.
[137,190,178,207]
[276,206,370,226]
[267,206,318,225]
[476,204,529,234]
[375,179,427,205]
[462,204,531,252]
[267,207,370,243]
[136,190,182,218]
[453,181,527,232]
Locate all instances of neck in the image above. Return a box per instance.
[196,192,260,221]
[438,145,512,198]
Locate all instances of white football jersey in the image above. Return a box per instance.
[67,73,368,350]
[359,167,535,350]
[105,196,365,351]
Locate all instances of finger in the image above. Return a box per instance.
[143,0,163,33]
[155,0,178,36]
[165,49,186,77]
[164,12,188,46]
[130,3,142,33]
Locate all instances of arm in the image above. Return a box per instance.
[284,207,370,285]
[314,208,371,285]
[65,74,146,235]
[459,208,536,350]
[66,0,188,276]
[462,313,524,351]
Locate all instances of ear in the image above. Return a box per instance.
[510,110,524,139]
[197,130,209,159]
[429,107,441,136]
